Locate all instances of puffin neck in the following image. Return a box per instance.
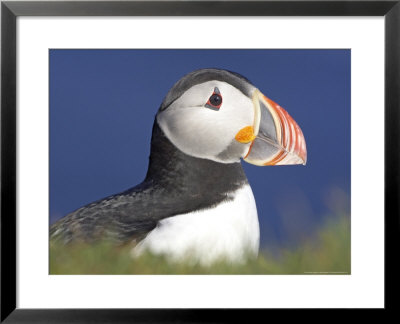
[144,120,248,196]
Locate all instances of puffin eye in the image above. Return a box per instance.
[205,87,223,110]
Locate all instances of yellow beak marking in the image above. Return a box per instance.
[235,126,256,144]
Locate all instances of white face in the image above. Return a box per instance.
[157,81,256,163]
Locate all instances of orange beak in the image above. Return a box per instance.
[243,89,307,166]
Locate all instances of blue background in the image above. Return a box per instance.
[50,49,350,248]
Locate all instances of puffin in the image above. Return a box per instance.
[50,68,307,265]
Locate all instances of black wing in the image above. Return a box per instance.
[49,183,160,244]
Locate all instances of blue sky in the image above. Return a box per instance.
[49,49,350,248]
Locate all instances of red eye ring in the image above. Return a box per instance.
[205,87,223,110]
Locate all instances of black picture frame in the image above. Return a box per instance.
[1,0,398,321]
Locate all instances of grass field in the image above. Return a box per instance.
[49,212,350,275]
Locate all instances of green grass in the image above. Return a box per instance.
[50,214,350,275]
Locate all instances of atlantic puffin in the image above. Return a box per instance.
[50,69,307,265]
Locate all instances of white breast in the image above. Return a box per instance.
[131,185,259,266]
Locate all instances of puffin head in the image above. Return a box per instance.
[156,69,307,166]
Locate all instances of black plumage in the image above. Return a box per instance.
[50,121,248,244]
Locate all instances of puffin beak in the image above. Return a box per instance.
[242,89,307,166]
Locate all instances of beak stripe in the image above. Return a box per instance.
[264,149,287,166]
[264,96,307,165]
